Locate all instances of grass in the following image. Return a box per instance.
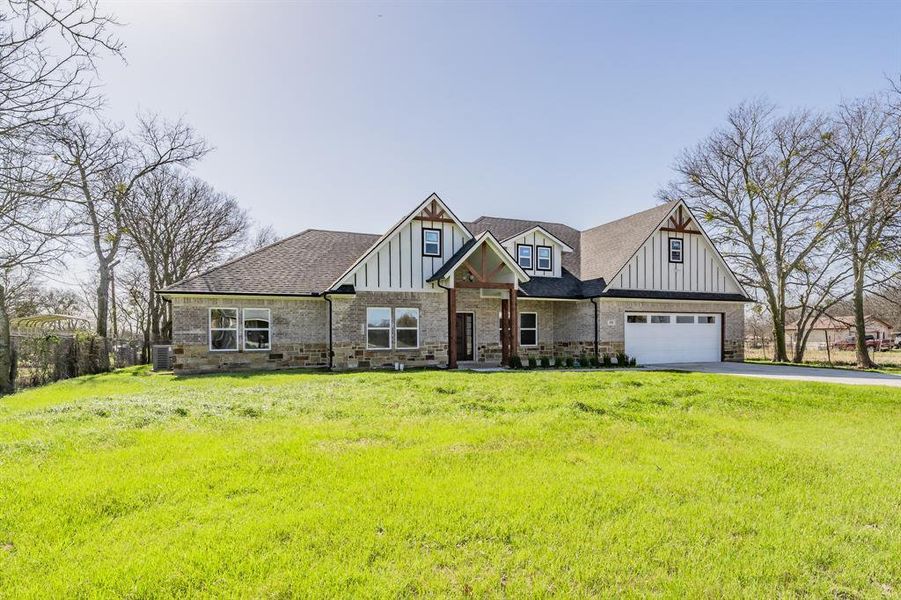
[1,367,900,598]
[745,347,901,374]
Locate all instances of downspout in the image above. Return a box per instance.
[590,297,599,359]
[323,292,334,370]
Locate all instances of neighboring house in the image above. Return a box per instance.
[786,315,895,349]
[158,194,751,372]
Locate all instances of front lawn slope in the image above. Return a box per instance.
[1,367,899,597]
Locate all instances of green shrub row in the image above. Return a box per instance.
[509,353,637,369]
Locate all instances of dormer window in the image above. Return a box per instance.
[517,244,533,269]
[669,238,683,263]
[423,228,442,257]
[536,246,552,271]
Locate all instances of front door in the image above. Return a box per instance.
[455,313,474,361]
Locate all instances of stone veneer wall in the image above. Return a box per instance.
[330,291,449,369]
[169,296,329,373]
[168,293,745,373]
[596,299,745,361]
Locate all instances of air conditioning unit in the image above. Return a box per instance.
[152,345,172,371]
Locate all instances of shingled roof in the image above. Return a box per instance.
[579,200,678,284]
[159,199,731,300]
[160,229,379,296]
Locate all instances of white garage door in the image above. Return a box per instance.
[624,312,721,364]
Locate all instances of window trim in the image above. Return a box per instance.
[243,308,271,352]
[668,237,684,264]
[209,307,239,352]
[517,244,533,270]
[366,307,393,350]
[536,245,553,272]
[394,307,420,350]
[519,311,538,347]
[422,227,442,257]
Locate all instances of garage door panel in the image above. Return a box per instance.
[624,313,720,364]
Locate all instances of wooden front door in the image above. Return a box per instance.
[455,313,474,361]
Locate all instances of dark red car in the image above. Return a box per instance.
[833,335,883,351]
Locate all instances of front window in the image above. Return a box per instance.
[669,238,683,263]
[536,246,552,271]
[395,308,420,349]
[209,308,238,351]
[517,244,533,270]
[423,228,442,257]
[520,312,538,346]
[366,307,392,349]
[243,308,271,351]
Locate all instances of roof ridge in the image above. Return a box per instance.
[471,215,578,229]
[580,200,679,234]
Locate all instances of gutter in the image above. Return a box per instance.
[323,293,334,370]
[590,296,599,359]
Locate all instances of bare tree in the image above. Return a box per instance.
[45,114,210,340]
[819,91,901,367]
[122,167,247,356]
[661,101,845,362]
[0,0,121,393]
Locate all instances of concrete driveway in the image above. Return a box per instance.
[646,361,901,387]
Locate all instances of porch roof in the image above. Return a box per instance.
[427,231,530,285]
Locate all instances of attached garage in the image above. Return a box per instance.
[624,312,721,364]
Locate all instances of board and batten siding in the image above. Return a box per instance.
[502,231,563,278]
[612,229,741,294]
[343,219,471,291]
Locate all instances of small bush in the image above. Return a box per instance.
[615,352,628,366]
[540,356,551,368]
[579,354,590,368]
[565,356,575,368]
[553,356,562,368]
[510,355,523,369]
[527,357,537,369]
[629,357,637,367]
[602,353,612,367]
[589,355,600,368]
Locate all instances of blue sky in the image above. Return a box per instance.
[98,1,900,236]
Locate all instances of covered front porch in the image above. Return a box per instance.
[428,232,529,369]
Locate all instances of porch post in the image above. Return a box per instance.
[501,298,509,365]
[509,284,518,358]
[447,286,457,369]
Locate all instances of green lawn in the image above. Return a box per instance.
[1,367,899,598]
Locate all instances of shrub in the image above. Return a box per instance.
[510,355,523,369]
[553,356,562,368]
[528,356,537,369]
[615,352,628,366]
[602,353,612,367]
[565,356,575,368]
[629,357,637,367]
[540,356,551,368]
[589,355,600,368]
[577,354,588,368]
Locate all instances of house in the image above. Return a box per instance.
[786,314,895,349]
[158,194,751,372]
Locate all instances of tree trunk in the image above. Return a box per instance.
[771,312,789,362]
[852,263,875,369]
[96,264,110,338]
[0,285,14,395]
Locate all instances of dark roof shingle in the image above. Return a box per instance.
[160,229,379,295]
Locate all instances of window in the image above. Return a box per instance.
[626,315,647,323]
[209,308,238,351]
[698,315,716,324]
[517,244,533,270]
[367,307,392,349]
[536,246,552,271]
[423,228,442,257]
[519,312,538,346]
[676,315,695,324]
[669,238,683,263]
[651,315,671,324]
[243,308,271,351]
[395,308,420,349]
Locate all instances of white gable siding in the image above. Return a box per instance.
[612,227,741,294]
[346,219,470,291]
[502,231,563,278]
